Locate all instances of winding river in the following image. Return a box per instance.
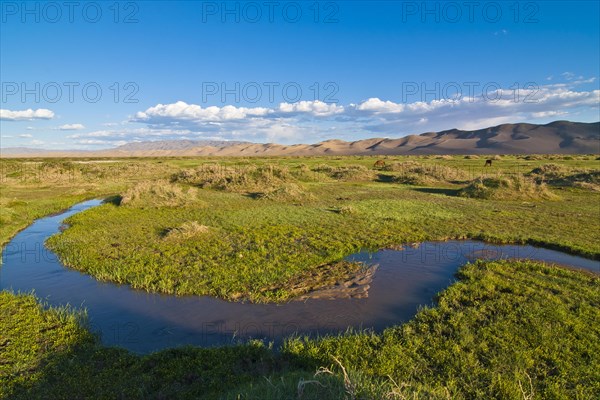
[1,200,598,354]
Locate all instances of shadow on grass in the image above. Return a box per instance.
[6,338,290,399]
[375,173,395,183]
[244,192,264,200]
[102,195,123,206]
[411,187,461,197]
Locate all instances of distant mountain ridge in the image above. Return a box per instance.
[2,121,598,158]
[113,140,249,151]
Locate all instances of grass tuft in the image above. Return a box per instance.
[164,221,211,240]
[459,175,559,200]
[120,180,202,208]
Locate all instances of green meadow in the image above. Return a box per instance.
[1,154,599,398]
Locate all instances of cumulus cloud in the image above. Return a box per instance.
[0,108,54,121]
[57,123,85,130]
[133,101,271,123]
[355,98,405,113]
[63,81,594,146]
[277,100,344,116]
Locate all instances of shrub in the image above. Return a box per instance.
[311,164,375,181]
[173,164,295,192]
[529,164,570,180]
[120,180,201,207]
[290,164,328,182]
[529,165,600,191]
[459,175,559,201]
[385,161,469,184]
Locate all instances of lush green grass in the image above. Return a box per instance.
[38,157,600,302]
[0,159,178,247]
[0,292,95,398]
[1,155,599,398]
[1,260,598,399]
[0,291,277,399]
[281,260,600,399]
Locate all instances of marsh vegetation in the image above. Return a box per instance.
[1,154,599,398]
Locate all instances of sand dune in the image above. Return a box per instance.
[2,121,598,158]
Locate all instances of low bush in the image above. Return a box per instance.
[385,161,469,184]
[529,165,600,191]
[120,180,201,208]
[172,164,295,192]
[312,164,375,181]
[459,175,559,200]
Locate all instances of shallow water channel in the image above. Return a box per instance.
[2,200,598,354]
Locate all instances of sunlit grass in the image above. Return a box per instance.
[1,154,599,398]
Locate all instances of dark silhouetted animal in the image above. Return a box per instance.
[374,160,386,169]
[485,159,493,167]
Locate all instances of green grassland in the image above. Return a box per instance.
[2,260,598,399]
[41,155,600,302]
[1,154,599,398]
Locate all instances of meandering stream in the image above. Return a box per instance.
[1,200,598,354]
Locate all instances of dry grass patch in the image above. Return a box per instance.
[529,164,600,191]
[164,221,211,240]
[312,164,375,181]
[173,164,296,192]
[120,180,201,208]
[255,183,315,202]
[459,175,559,200]
[385,161,470,184]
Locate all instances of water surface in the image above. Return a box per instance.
[1,200,598,354]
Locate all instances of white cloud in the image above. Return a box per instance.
[55,80,596,147]
[355,98,405,113]
[277,100,344,116]
[531,111,568,118]
[57,123,85,130]
[18,134,33,138]
[133,101,271,122]
[0,108,55,121]
[124,85,599,142]
[561,72,575,80]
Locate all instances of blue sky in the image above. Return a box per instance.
[1,0,599,149]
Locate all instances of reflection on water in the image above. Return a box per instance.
[1,200,598,354]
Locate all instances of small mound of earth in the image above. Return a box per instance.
[294,264,379,301]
